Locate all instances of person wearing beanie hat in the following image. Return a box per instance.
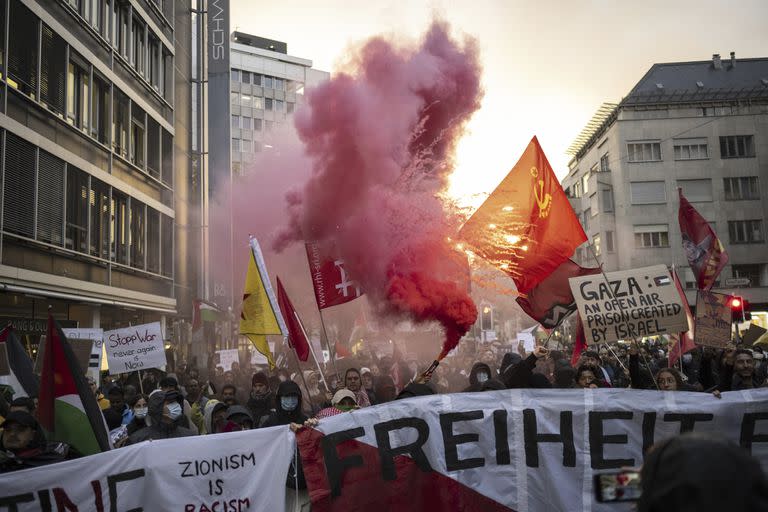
[246,371,273,427]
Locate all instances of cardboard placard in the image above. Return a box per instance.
[214,349,240,372]
[569,264,688,344]
[103,322,166,375]
[62,328,104,382]
[694,291,733,348]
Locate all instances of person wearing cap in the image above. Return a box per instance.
[360,367,377,405]
[223,406,255,431]
[0,411,69,472]
[127,389,196,443]
[316,389,359,419]
[246,372,273,428]
[160,376,197,432]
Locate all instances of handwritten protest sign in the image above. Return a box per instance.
[62,328,104,382]
[569,265,687,344]
[104,322,166,374]
[215,348,240,371]
[694,291,732,348]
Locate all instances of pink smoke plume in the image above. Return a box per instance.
[274,20,482,358]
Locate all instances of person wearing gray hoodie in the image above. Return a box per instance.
[127,390,196,443]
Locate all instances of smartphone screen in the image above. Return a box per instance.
[594,470,642,502]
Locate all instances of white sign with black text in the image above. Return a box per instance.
[103,322,166,375]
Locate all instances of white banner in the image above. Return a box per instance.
[103,322,166,375]
[569,265,688,344]
[62,328,104,383]
[297,388,768,512]
[0,426,295,511]
[215,348,240,371]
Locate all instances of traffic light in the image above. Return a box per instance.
[481,305,493,331]
[729,295,745,322]
[743,299,752,321]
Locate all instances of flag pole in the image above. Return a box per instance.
[318,309,341,380]
[286,336,318,416]
[294,311,331,393]
[587,243,655,388]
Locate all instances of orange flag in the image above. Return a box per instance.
[459,136,587,294]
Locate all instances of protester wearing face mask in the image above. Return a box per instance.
[127,390,195,443]
[464,362,494,392]
[125,395,150,436]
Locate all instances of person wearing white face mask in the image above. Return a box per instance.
[127,390,196,444]
[126,394,150,436]
[463,362,495,392]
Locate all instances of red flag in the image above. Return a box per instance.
[305,241,363,310]
[570,316,587,367]
[459,136,587,294]
[516,260,600,328]
[678,188,728,290]
[668,268,696,367]
[276,277,310,361]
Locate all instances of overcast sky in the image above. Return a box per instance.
[233,0,768,206]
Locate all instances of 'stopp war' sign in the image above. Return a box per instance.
[569,265,688,344]
[104,322,166,374]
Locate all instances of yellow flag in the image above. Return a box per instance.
[239,238,287,368]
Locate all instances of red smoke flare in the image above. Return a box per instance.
[274,20,482,357]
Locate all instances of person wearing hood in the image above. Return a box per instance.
[316,389,359,418]
[396,382,435,400]
[638,432,768,512]
[501,346,550,389]
[223,406,255,431]
[360,367,378,405]
[464,362,496,392]
[127,390,196,443]
[301,370,324,415]
[0,411,70,472]
[261,380,307,428]
[203,399,228,435]
[246,372,273,428]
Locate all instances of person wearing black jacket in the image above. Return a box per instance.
[127,390,196,443]
[0,411,69,473]
[501,346,549,388]
[246,371,273,428]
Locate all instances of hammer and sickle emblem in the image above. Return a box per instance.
[533,178,552,218]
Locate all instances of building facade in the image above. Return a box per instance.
[0,0,194,353]
[563,53,768,326]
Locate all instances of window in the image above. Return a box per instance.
[252,97,263,109]
[732,265,762,287]
[242,139,252,152]
[589,193,598,213]
[231,69,240,82]
[593,235,601,256]
[4,134,36,238]
[600,188,614,213]
[287,102,295,114]
[8,1,39,98]
[252,74,262,86]
[630,181,666,204]
[582,209,591,232]
[230,92,239,104]
[724,177,759,200]
[147,208,160,274]
[148,35,161,90]
[90,177,110,259]
[37,150,65,246]
[66,166,89,253]
[162,50,173,100]
[605,231,614,253]
[91,73,110,144]
[132,17,146,75]
[161,214,173,277]
[231,115,240,129]
[131,105,146,168]
[241,117,251,130]
[275,100,284,112]
[111,191,129,264]
[673,138,708,160]
[232,138,240,152]
[129,200,145,269]
[241,94,252,107]
[274,78,284,90]
[254,118,263,131]
[147,119,161,179]
[67,54,91,132]
[572,181,582,198]
[113,89,130,157]
[634,225,669,248]
[719,135,755,158]
[161,130,173,186]
[599,153,610,172]
[263,76,273,89]
[265,98,273,111]
[728,220,763,244]
[627,141,662,162]
[241,71,250,84]
[677,179,712,202]
[40,24,66,116]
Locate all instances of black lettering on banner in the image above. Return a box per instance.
[0,493,35,512]
[37,489,52,512]
[321,427,365,497]
[663,413,714,434]
[740,412,768,453]
[374,418,433,481]
[642,412,656,454]
[493,409,511,465]
[107,469,146,512]
[589,411,635,469]
[439,410,485,471]
[523,409,575,468]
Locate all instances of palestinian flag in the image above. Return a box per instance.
[192,299,225,331]
[0,325,39,398]
[38,313,111,456]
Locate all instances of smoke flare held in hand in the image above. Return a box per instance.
[274,20,482,358]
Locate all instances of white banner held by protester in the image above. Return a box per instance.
[0,426,295,512]
[694,291,732,348]
[103,322,166,375]
[569,264,687,344]
[62,328,104,383]
[215,348,240,371]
